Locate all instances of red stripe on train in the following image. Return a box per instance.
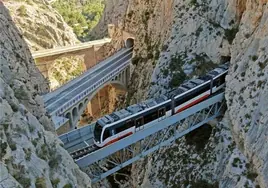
[104,132,133,147]
[176,94,210,113]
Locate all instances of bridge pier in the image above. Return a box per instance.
[84,46,97,69]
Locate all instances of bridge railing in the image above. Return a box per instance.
[51,49,133,116]
[59,122,95,145]
[75,92,225,183]
[44,48,128,99]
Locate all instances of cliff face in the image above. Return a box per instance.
[92,0,174,104]
[95,0,268,187]
[0,4,91,187]
[4,0,85,90]
[4,0,79,51]
[225,1,268,186]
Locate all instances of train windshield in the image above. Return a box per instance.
[94,123,102,142]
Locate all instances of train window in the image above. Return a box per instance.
[158,108,166,117]
[166,103,171,111]
[135,117,144,127]
[213,73,226,87]
[103,129,110,141]
[175,83,210,107]
[115,125,124,133]
[144,110,158,124]
[94,123,102,142]
[125,120,134,129]
[115,120,133,133]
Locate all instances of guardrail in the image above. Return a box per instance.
[50,50,133,116]
[59,123,95,145]
[43,48,129,102]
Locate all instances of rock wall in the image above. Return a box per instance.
[0,4,91,187]
[4,0,79,51]
[94,0,268,187]
[92,0,174,104]
[225,1,268,186]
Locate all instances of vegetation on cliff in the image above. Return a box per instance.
[52,0,105,41]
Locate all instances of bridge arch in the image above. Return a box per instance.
[78,102,83,112]
[86,80,127,105]
[65,112,72,128]
[125,38,134,48]
[72,107,78,126]
[76,80,127,126]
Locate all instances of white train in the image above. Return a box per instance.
[94,64,229,147]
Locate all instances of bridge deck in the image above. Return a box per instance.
[32,38,111,58]
[44,48,133,114]
[59,92,225,183]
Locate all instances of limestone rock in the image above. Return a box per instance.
[94,0,268,188]
[0,3,91,187]
[4,0,79,51]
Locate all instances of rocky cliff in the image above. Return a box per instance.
[94,0,268,187]
[4,0,79,51]
[4,0,86,90]
[0,3,91,187]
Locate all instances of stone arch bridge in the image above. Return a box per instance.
[41,38,135,134]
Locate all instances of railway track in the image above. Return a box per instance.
[70,144,98,160]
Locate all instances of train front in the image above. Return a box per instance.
[93,122,103,147]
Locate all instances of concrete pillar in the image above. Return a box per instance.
[97,92,102,113]
[86,101,93,115]
[84,46,97,69]
[108,24,115,38]
[122,69,126,85]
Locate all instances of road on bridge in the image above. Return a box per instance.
[44,48,133,114]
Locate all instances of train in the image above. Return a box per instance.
[93,63,229,147]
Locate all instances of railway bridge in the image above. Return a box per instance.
[59,92,225,184]
[38,38,135,134]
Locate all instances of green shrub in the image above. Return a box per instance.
[23,148,32,161]
[3,123,9,131]
[31,139,38,147]
[225,27,239,44]
[258,61,266,70]
[29,125,35,133]
[191,180,218,188]
[63,183,72,188]
[251,55,258,61]
[49,156,59,169]
[52,0,104,40]
[51,178,60,188]
[9,143,17,151]
[10,102,19,112]
[189,0,198,6]
[232,157,241,167]
[169,72,187,88]
[14,174,31,187]
[0,141,8,159]
[246,172,258,181]
[35,177,46,188]
[162,69,169,77]
[18,5,27,16]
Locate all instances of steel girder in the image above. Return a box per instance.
[75,92,225,183]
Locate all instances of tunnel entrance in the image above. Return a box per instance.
[125,38,134,48]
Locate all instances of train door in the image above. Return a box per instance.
[135,117,144,132]
[158,107,166,121]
